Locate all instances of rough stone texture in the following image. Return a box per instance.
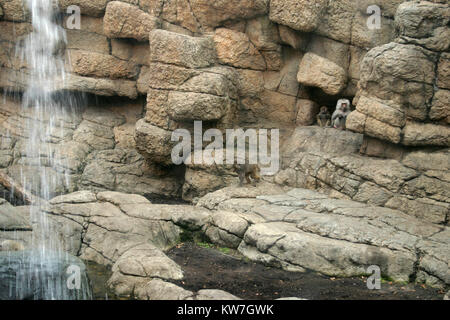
[149,29,215,69]
[348,1,450,148]
[273,127,449,226]
[188,0,269,30]
[136,30,238,166]
[295,99,320,126]
[68,50,139,79]
[0,0,29,22]
[214,28,266,71]
[59,0,108,17]
[297,53,347,95]
[134,119,175,166]
[396,1,450,52]
[0,95,181,199]
[104,1,161,42]
[269,0,327,32]
[1,68,138,99]
[195,186,449,288]
[0,200,31,231]
[108,243,184,297]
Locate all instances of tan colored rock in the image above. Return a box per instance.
[214,28,266,71]
[359,43,436,121]
[402,150,450,172]
[274,51,302,97]
[430,89,450,123]
[236,69,264,97]
[349,46,368,80]
[66,29,109,54]
[68,50,139,79]
[196,289,241,300]
[63,74,138,99]
[0,0,29,21]
[365,116,402,144]
[261,49,282,71]
[0,67,138,99]
[59,0,108,17]
[402,122,450,147]
[137,66,150,94]
[63,15,105,35]
[104,1,161,42]
[306,35,350,72]
[0,21,32,42]
[150,29,215,69]
[111,40,150,66]
[258,90,297,124]
[297,53,347,96]
[278,25,309,51]
[189,0,269,30]
[145,63,197,91]
[386,197,448,225]
[134,119,174,165]
[246,16,280,51]
[395,1,450,40]
[315,0,355,44]
[356,96,405,128]
[346,110,367,134]
[135,279,193,300]
[167,91,231,122]
[156,0,199,33]
[178,71,238,99]
[351,11,396,49]
[269,0,327,32]
[296,99,320,126]
[437,54,450,90]
[144,89,176,130]
[359,137,405,160]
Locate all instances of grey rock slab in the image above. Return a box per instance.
[135,279,193,300]
[196,289,241,300]
[0,202,31,231]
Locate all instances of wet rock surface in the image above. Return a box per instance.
[0,250,91,300]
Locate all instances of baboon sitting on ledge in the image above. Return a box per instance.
[235,164,261,187]
[317,106,331,127]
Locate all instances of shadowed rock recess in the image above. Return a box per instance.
[0,0,449,299]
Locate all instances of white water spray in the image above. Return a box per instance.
[5,0,91,300]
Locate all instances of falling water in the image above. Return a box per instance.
[2,0,91,300]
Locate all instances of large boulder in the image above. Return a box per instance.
[68,50,139,79]
[214,28,266,71]
[395,1,450,51]
[269,0,327,32]
[149,29,216,69]
[189,0,269,30]
[103,1,160,42]
[297,53,347,95]
[134,120,175,166]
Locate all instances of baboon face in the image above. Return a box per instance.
[320,106,329,114]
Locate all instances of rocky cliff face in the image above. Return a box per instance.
[0,1,449,224]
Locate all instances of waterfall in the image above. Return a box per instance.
[3,0,92,300]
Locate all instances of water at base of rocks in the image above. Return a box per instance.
[0,250,92,300]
